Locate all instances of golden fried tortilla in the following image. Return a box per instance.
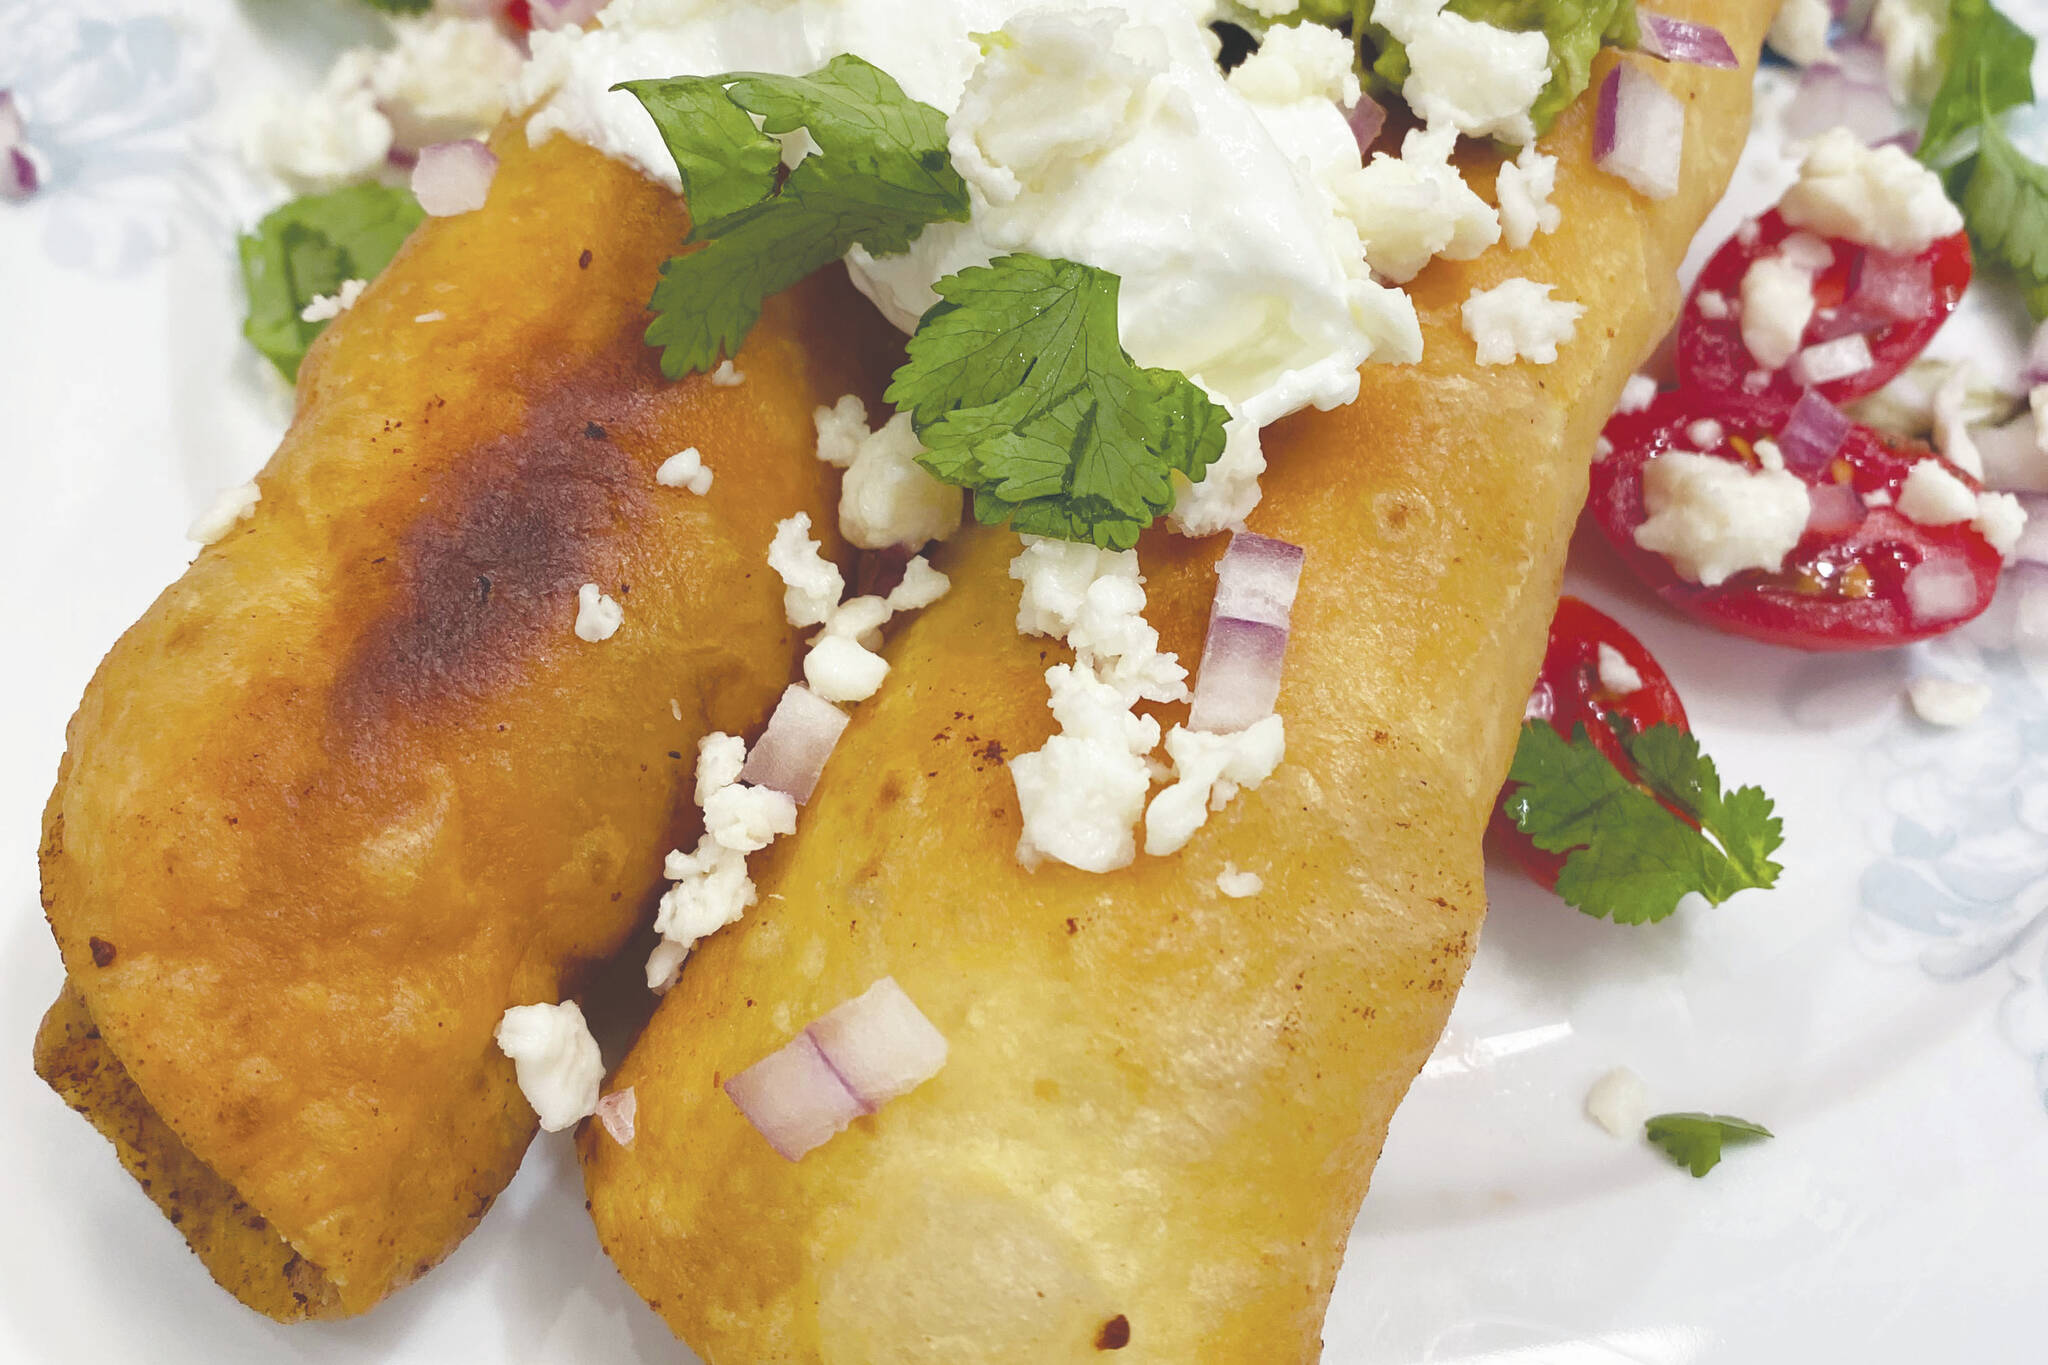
[580,9,1777,1359]
[34,131,902,1319]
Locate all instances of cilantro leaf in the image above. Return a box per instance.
[1920,0,2035,165]
[237,183,424,381]
[885,253,1228,550]
[614,78,783,230]
[622,55,970,377]
[1644,1112,1773,1177]
[1502,719,1783,924]
[359,0,430,12]
[1961,114,2048,319]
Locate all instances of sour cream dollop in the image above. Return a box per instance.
[516,0,1419,531]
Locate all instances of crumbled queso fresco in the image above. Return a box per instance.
[494,1000,604,1132]
[574,583,624,642]
[188,480,261,546]
[1633,452,1812,588]
[656,446,713,495]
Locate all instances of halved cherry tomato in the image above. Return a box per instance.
[1489,597,1689,890]
[1588,388,2003,650]
[1676,209,1971,406]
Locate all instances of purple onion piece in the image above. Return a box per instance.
[1792,334,1874,387]
[410,139,498,217]
[1189,615,1288,735]
[1804,482,1866,538]
[723,1032,868,1162]
[1777,389,1854,474]
[1783,63,1906,144]
[1347,92,1387,156]
[4,145,40,201]
[1594,62,1685,200]
[1212,530,1305,628]
[1635,9,1741,69]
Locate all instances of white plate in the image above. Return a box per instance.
[3,3,2045,1361]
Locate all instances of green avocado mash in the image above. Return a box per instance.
[1296,0,1637,144]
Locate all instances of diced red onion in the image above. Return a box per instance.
[804,978,949,1110]
[1346,93,1387,156]
[1635,10,1739,68]
[4,146,39,201]
[1594,63,1685,200]
[411,139,498,217]
[1829,34,1889,85]
[527,0,609,29]
[726,977,946,1161]
[1189,530,1305,734]
[0,90,21,148]
[1808,251,1931,341]
[1782,64,1907,144]
[723,1031,867,1161]
[1805,481,1865,538]
[1212,531,1305,628]
[739,684,848,804]
[595,1087,637,1147]
[1792,334,1874,387]
[1777,389,1854,474]
[1976,419,2048,494]
[1189,617,1289,735]
[1904,558,1978,624]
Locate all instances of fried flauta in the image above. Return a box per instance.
[33,131,899,1319]
[580,8,1776,1360]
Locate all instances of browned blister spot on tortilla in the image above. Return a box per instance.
[330,371,648,742]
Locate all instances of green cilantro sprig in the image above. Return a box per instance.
[1915,1,2048,319]
[238,183,424,382]
[359,0,430,13]
[1645,1112,1773,1177]
[886,254,1230,550]
[1963,113,2048,318]
[1917,0,2035,168]
[618,55,970,377]
[1503,718,1783,924]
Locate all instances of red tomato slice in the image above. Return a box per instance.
[1489,597,1689,890]
[1676,209,1970,405]
[1588,388,2002,650]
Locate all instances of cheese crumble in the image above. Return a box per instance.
[1496,145,1561,250]
[299,277,366,323]
[1462,278,1585,366]
[1633,452,1811,587]
[1907,677,1992,727]
[812,395,962,549]
[767,513,846,628]
[573,583,623,642]
[1584,1066,1649,1138]
[1144,715,1287,857]
[188,481,261,545]
[1596,643,1644,695]
[1778,127,1963,256]
[495,1001,603,1133]
[656,447,714,495]
[1216,864,1264,898]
